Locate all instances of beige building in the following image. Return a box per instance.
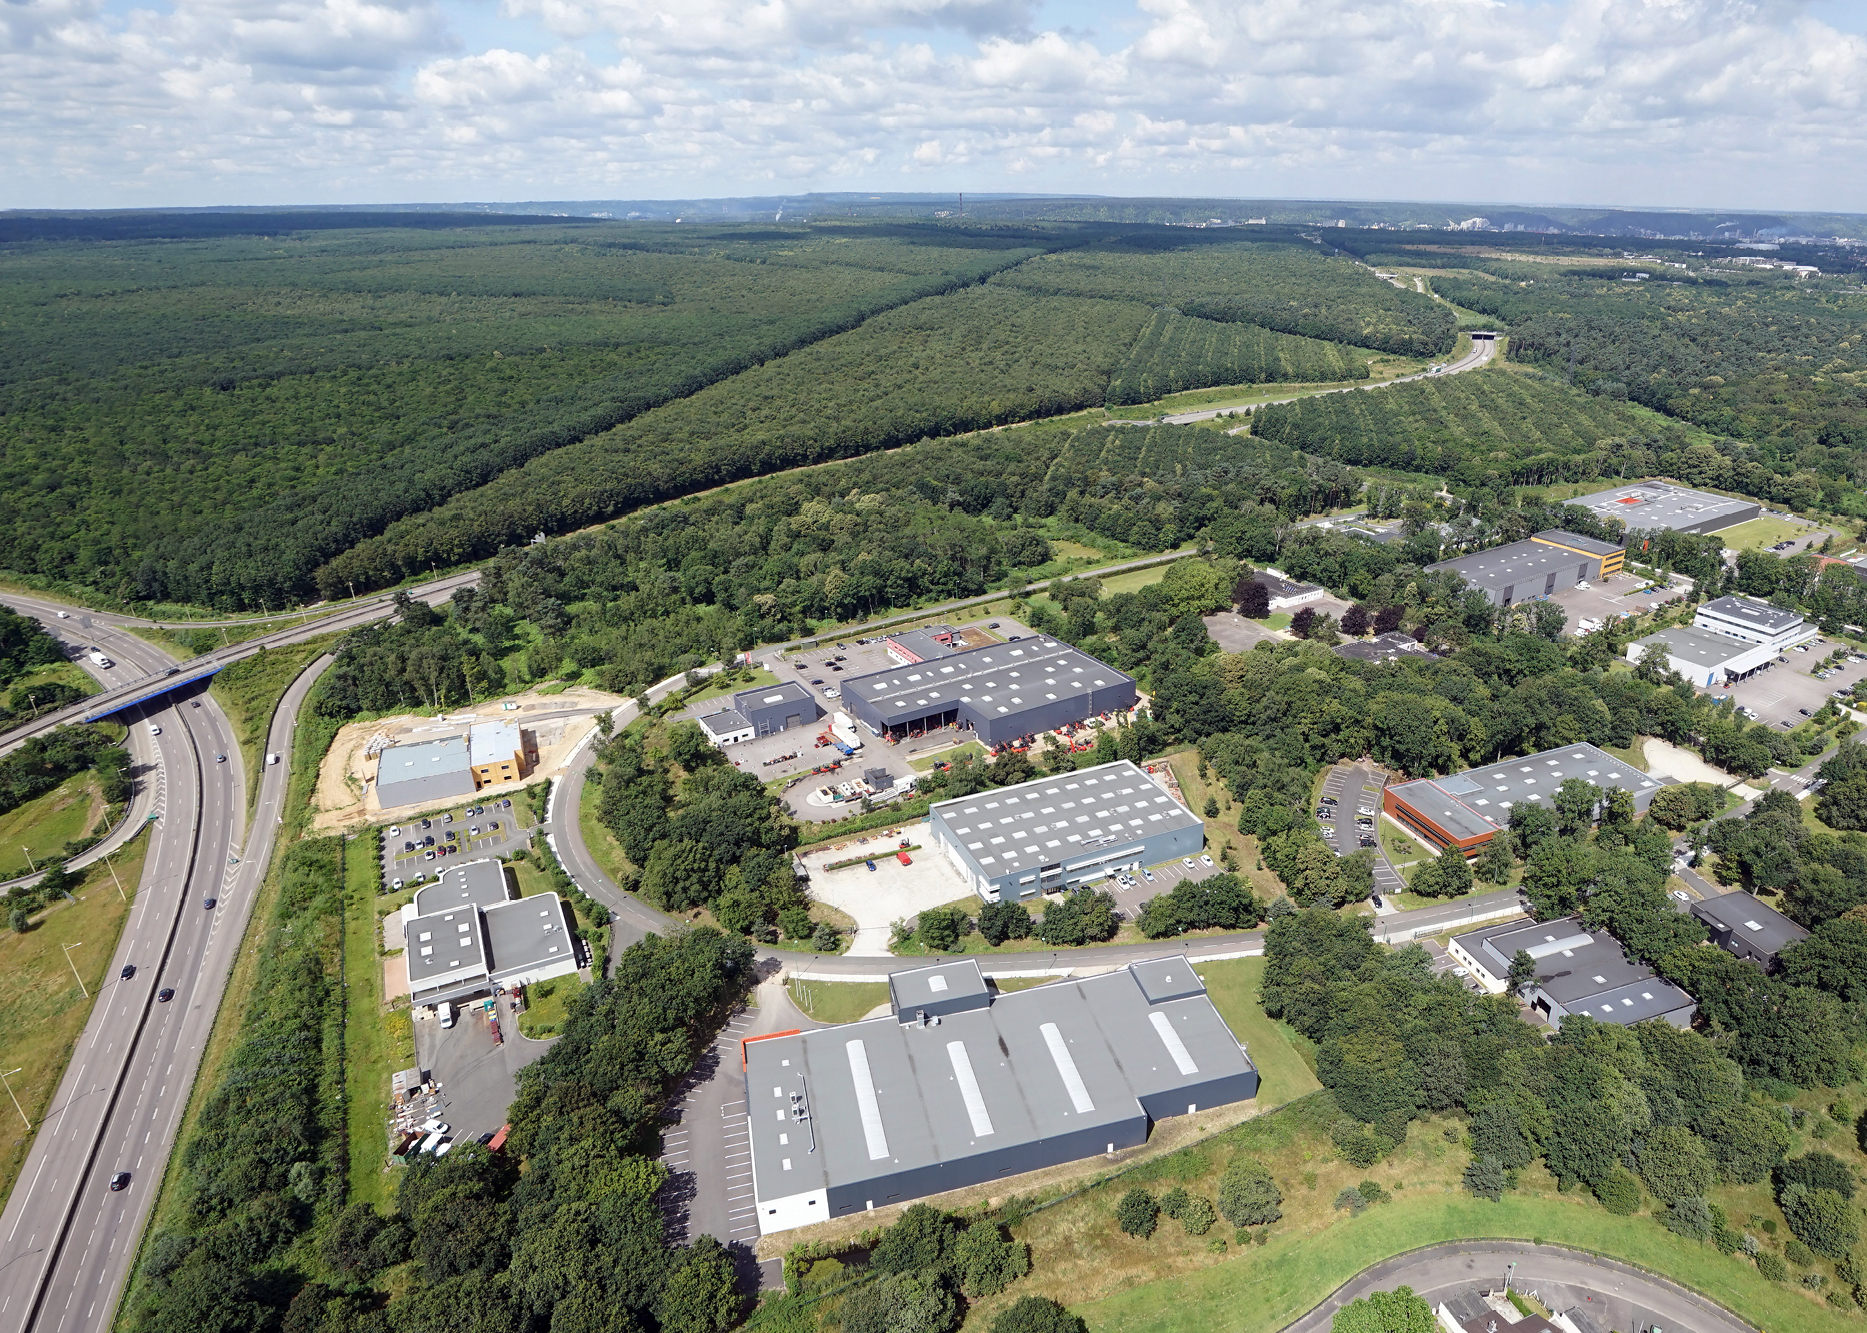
[468,721,532,789]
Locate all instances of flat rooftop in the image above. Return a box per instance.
[1334,632,1437,664]
[1698,595,1806,635]
[484,894,576,974]
[1427,539,1600,593]
[377,735,474,806]
[1253,571,1322,598]
[931,760,1201,879]
[1633,625,1759,669]
[1533,529,1623,557]
[844,638,1132,727]
[1454,915,1695,1024]
[1693,891,1810,957]
[887,628,960,662]
[1389,743,1671,839]
[468,720,521,765]
[735,680,818,712]
[412,859,511,916]
[405,902,489,992]
[697,707,751,736]
[745,959,1256,1208]
[1568,481,1756,533]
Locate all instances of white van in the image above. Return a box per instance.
[438,1001,455,1029]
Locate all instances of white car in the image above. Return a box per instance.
[148,724,161,735]
[392,877,404,890]
[1198,855,1214,868]
[388,825,400,836]
[1182,857,1196,869]
[438,1003,455,1029]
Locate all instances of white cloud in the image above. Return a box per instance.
[1,0,1864,208]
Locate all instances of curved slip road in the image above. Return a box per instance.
[1280,1240,1751,1333]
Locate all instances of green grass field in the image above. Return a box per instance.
[910,741,987,772]
[681,665,782,709]
[1098,566,1173,596]
[5,660,99,707]
[517,975,585,1038]
[1100,354,1430,418]
[1192,959,1321,1108]
[787,978,890,1024]
[0,771,105,880]
[1711,516,1829,552]
[342,834,415,1211]
[0,826,150,1217]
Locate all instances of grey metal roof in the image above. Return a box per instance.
[483,894,576,976]
[1453,915,1695,1025]
[1633,625,1759,669]
[1253,571,1322,599]
[697,708,752,737]
[744,960,1255,1205]
[1692,891,1810,957]
[468,720,522,766]
[1698,595,1805,635]
[888,959,991,1018]
[1569,481,1757,533]
[405,903,491,991]
[734,680,818,713]
[845,639,1132,728]
[1389,744,1670,838]
[886,628,961,662]
[376,736,477,808]
[931,760,1200,879]
[1532,529,1623,557]
[1334,631,1437,663]
[1427,538,1602,594]
[1389,778,1503,840]
[412,859,511,916]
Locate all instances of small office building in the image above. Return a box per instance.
[468,720,530,789]
[376,735,477,810]
[885,627,961,666]
[1448,916,1697,1029]
[1248,570,1328,611]
[733,681,824,738]
[1569,481,1759,536]
[1426,531,1624,608]
[743,958,1258,1234]
[927,759,1204,902]
[1694,595,1818,654]
[841,639,1137,748]
[1383,743,1671,857]
[400,859,581,1008]
[1626,625,1778,686]
[1691,891,1810,972]
[696,708,757,747]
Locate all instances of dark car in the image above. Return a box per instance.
[204,897,217,909]
[1358,837,1377,848]
[501,799,512,808]
[1799,707,1813,716]
[810,678,823,684]
[120,964,136,980]
[421,818,432,829]
[190,700,200,708]
[157,987,175,1002]
[404,841,415,852]
[109,1172,131,1191]
[215,753,226,762]
[424,836,435,847]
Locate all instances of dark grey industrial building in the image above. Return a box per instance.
[1448,916,1697,1029]
[1426,530,1624,608]
[839,638,1136,747]
[744,958,1259,1234]
[1691,891,1810,971]
[398,859,581,1008]
[1569,481,1760,535]
[928,759,1205,901]
[376,735,477,810]
[732,681,823,737]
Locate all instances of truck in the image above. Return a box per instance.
[86,649,114,669]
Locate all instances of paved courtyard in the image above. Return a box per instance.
[1715,640,1867,731]
[795,821,974,955]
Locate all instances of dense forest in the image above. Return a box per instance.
[3,220,1444,609]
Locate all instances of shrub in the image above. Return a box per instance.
[1776,1151,1856,1201]
[871,1204,958,1275]
[1334,1186,1368,1215]
[1160,1187,1216,1235]
[840,1271,959,1333]
[1116,1188,1159,1239]
[1756,1251,1788,1282]
[1785,1238,1815,1267]
[1331,1119,1383,1167]
[977,900,1033,945]
[1593,1169,1641,1216]
[949,1222,1028,1297]
[809,922,841,952]
[1780,1183,1860,1261]
[1464,1156,1506,1202]
[1216,1156,1282,1227]
[990,1297,1086,1333]
[778,906,813,940]
[1663,1196,1713,1241]
[916,906,971,952]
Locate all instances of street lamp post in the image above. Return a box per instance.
[102,850,127,903]
[62,942,86,999]
[0,1067,27,1131]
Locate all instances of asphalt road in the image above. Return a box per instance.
[0,615,318,1333]
[1279,1240,1750,1333]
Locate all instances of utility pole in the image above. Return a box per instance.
[62,942,87,999]
[0,1067,27,1131]
[102,849,127,903]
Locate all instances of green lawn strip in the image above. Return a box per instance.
[1098,566,1174,597]
[0,771,106,880]
[0,826,149,1217]
[6,660,100,703]
[786,978,891,1024]
[575,774,638,887]
[1713,516,1830,552]
[1600,742,1650,773]
[207,632,343,812]
[342,833,412,1213]
[1191,959,1321,1107]
[677,665,783,709]
[516,975,586,1038]
[1074,1192,1850,1333]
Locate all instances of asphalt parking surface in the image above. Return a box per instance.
[410,990,551,1148]
[383,797,526,886]
[1106,852,1220,919]
[1545,570,1684,629]
[1200,611,1283,653]
[1715,641,1867,729]
[1318,761,1407,892]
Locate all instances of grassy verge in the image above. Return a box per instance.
[1099,566,1174,597]
[0,824,151,1216]
[342,832,413,1212]
[207,633,342,810]
[0,770,107,880]
[786,978,890,1024]
[576,773,638,887]
[1098,356,1430,418]
[1192,959,1321,1107]
[516,975,586,1038]
[7,659,100,704]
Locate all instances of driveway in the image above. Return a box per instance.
[410,990,554,1147]
[1202,611,1285,652]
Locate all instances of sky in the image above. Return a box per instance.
[3,0,1866,211]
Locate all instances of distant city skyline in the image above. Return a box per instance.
[3,0,1864,210]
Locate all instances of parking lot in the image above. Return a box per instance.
[1716,640,1867,730]
[409,988,553,1147]
[1545,570,1686,631]
[383,796,527,888]
[1200,610,1284,653]
[1317,761,1408,899]
[1104,849,1221,920]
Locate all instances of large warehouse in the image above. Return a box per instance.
[1426,530,1624,607]
[743,958,1259,1234]
[1568,481,1759,535]
[840,638,1137,747]
[1383,743,1671,857]
[928,759,1205,902]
